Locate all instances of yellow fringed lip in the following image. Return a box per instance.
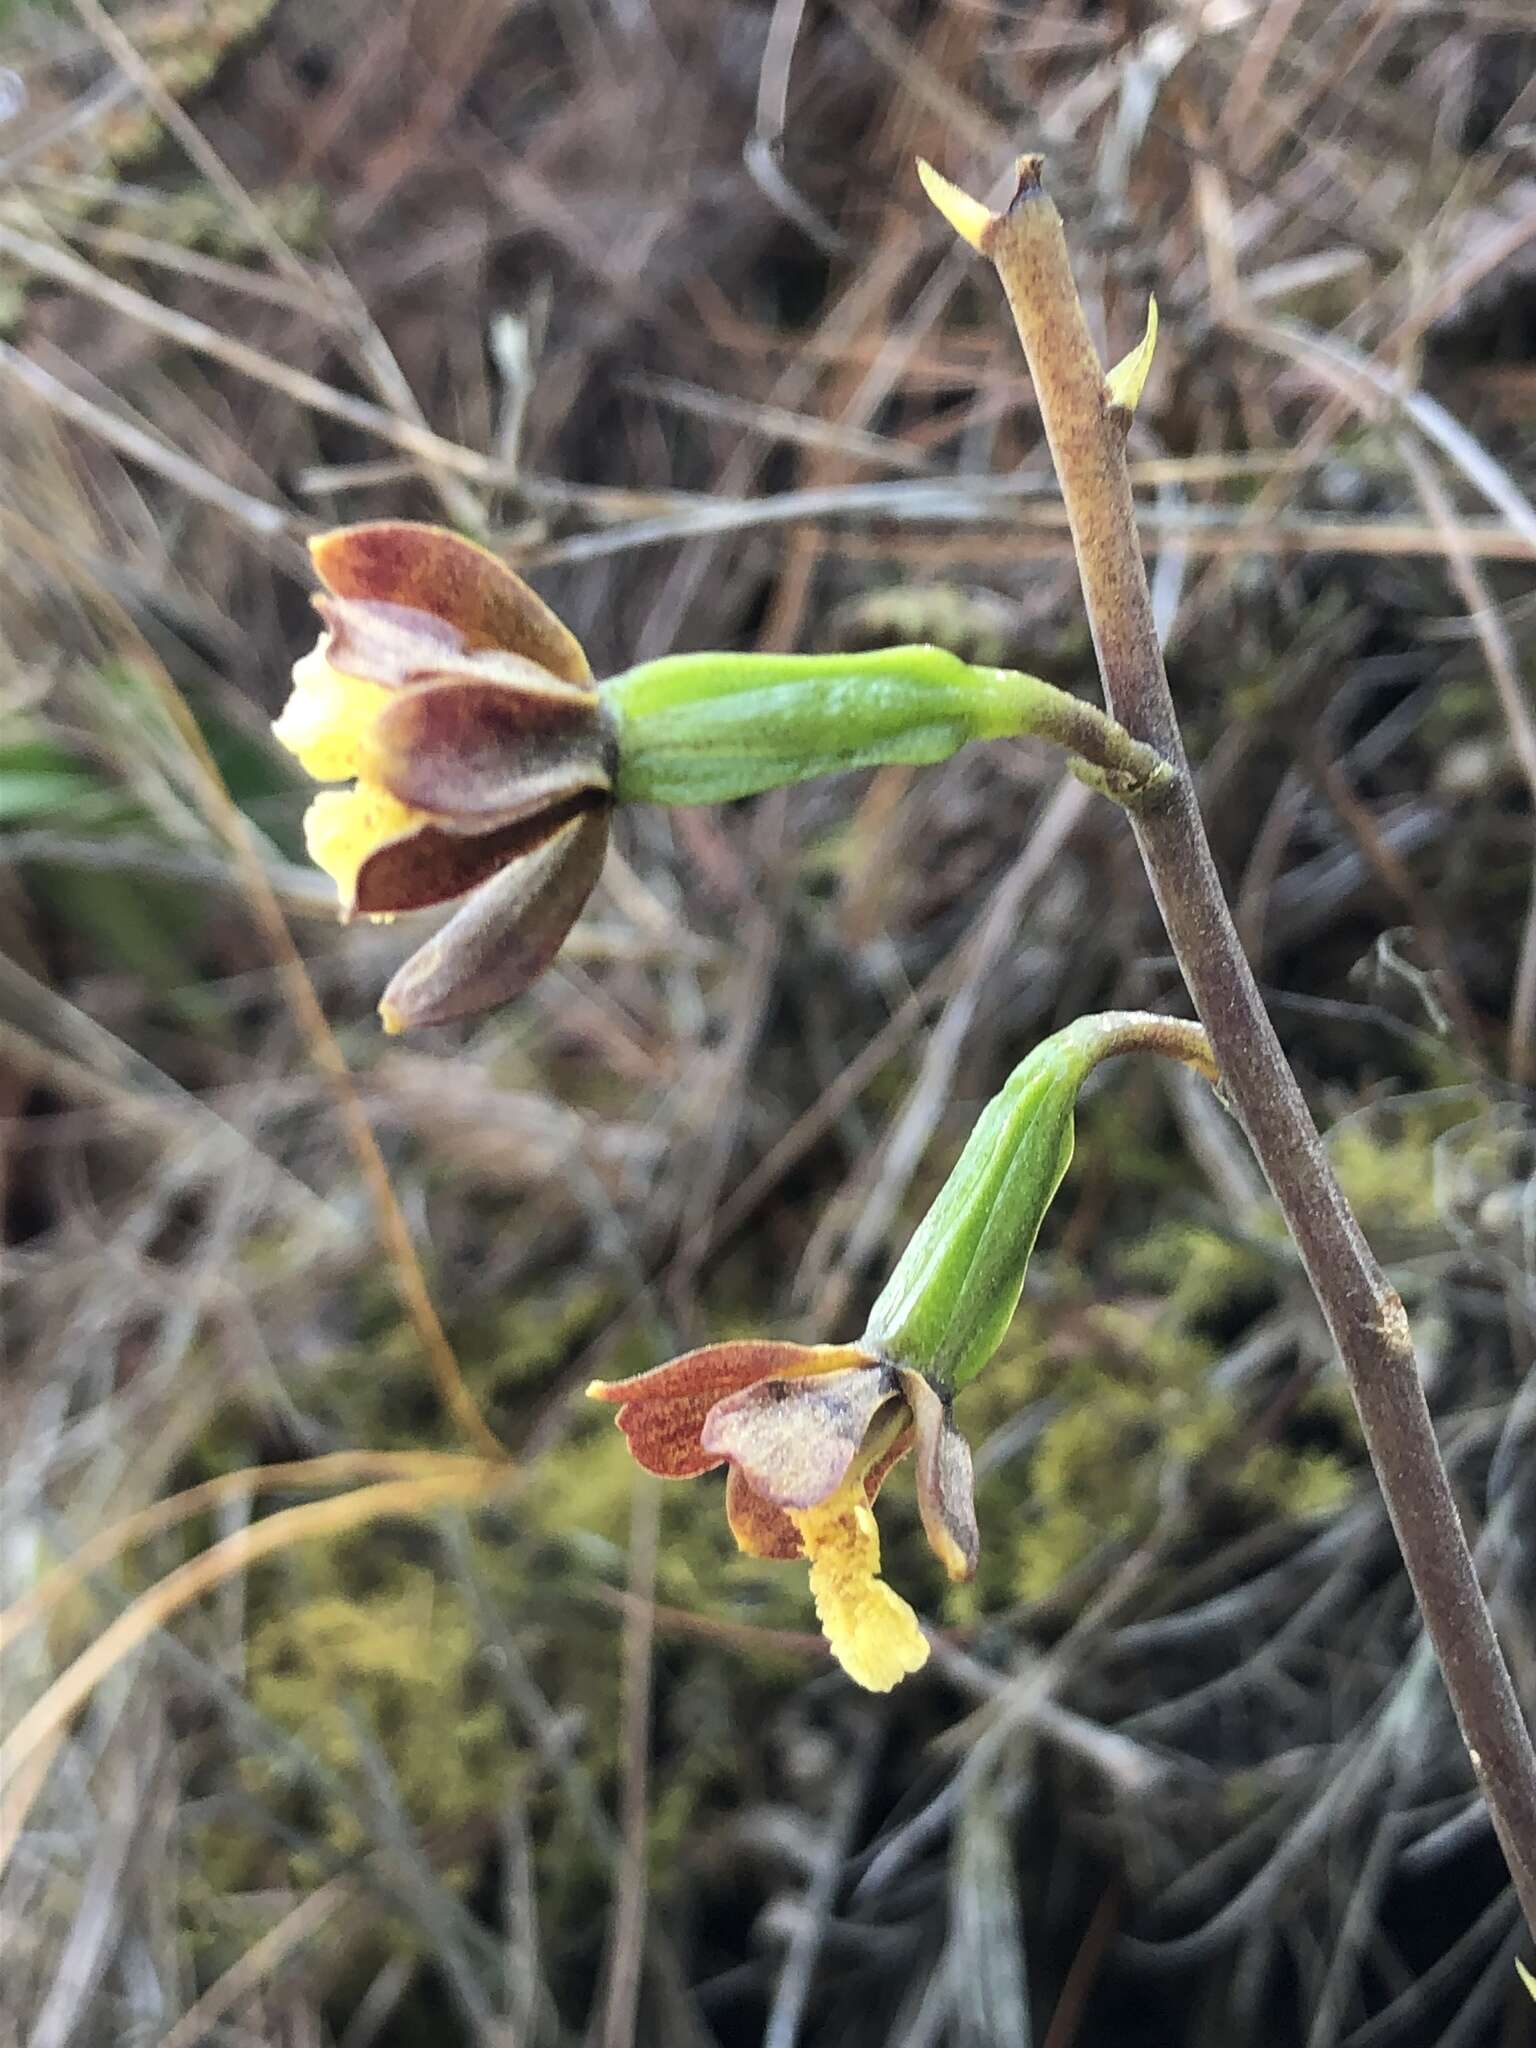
[790,1480,929,1692]
[274,521,615,1029]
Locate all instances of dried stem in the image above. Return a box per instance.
[975,155,1536,1937]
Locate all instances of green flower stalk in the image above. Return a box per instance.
[864,1012,1217,1390]
[275,522,1169,1030]
[600,646,1167,808]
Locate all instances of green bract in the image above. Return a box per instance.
[599,646,1062,807]
[863,1016,1162,1391]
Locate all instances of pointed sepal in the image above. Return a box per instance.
[377,800,609,1029]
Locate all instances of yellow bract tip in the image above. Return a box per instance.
[1104,294,1159,414]
[915,157,992,253]
[1518,1958,1536,2004]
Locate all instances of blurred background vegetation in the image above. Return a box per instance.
[3,1,1535,2043]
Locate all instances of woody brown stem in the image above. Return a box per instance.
[979,156,1536,1937]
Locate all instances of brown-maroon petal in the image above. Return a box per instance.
[700,1365,900,1512]
[598,1344,813,1480]
[310,524,592,683]
[605,1389,724,1480]
[378,801,609,1030]
[591,1341,847,1409]
[351,796,591,919]
[894,1367,979,1583]
[366,676,612,823]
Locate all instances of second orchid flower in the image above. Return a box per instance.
[275,522,1168,1032]
[273,523,613,1032]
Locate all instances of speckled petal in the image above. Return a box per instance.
[366,676,612,822]
[895,1367,979,1583]
[310,524,592,683]
[378,800,609,1030]
[725,1467,805,1560]
[701,1365,900,1511]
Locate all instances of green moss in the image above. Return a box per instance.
[271,1269,640,1458]
[241,1568,514,1869]
[1240,1443,1354,1518]
[1122,1218,1280,1326]
[461,1276,632,1392]
[1327,1120,1443,1233]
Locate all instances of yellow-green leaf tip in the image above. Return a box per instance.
[1518,1957,1536,2004]
[915,157,992,252]
[1105,295,1158,414]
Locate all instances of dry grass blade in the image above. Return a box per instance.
[0,1452,487,1651]
[1390,434,1536,1082]
[594,1474,661,2048]
[0,1466,507,1867]
[0,339,294,538]
[153,1875,356,2048]
[0,222,531,510]
[1243,315,1536,553]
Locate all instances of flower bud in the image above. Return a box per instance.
[917,157,1159,417]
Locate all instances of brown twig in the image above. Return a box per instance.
[962,154,1536,1939]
